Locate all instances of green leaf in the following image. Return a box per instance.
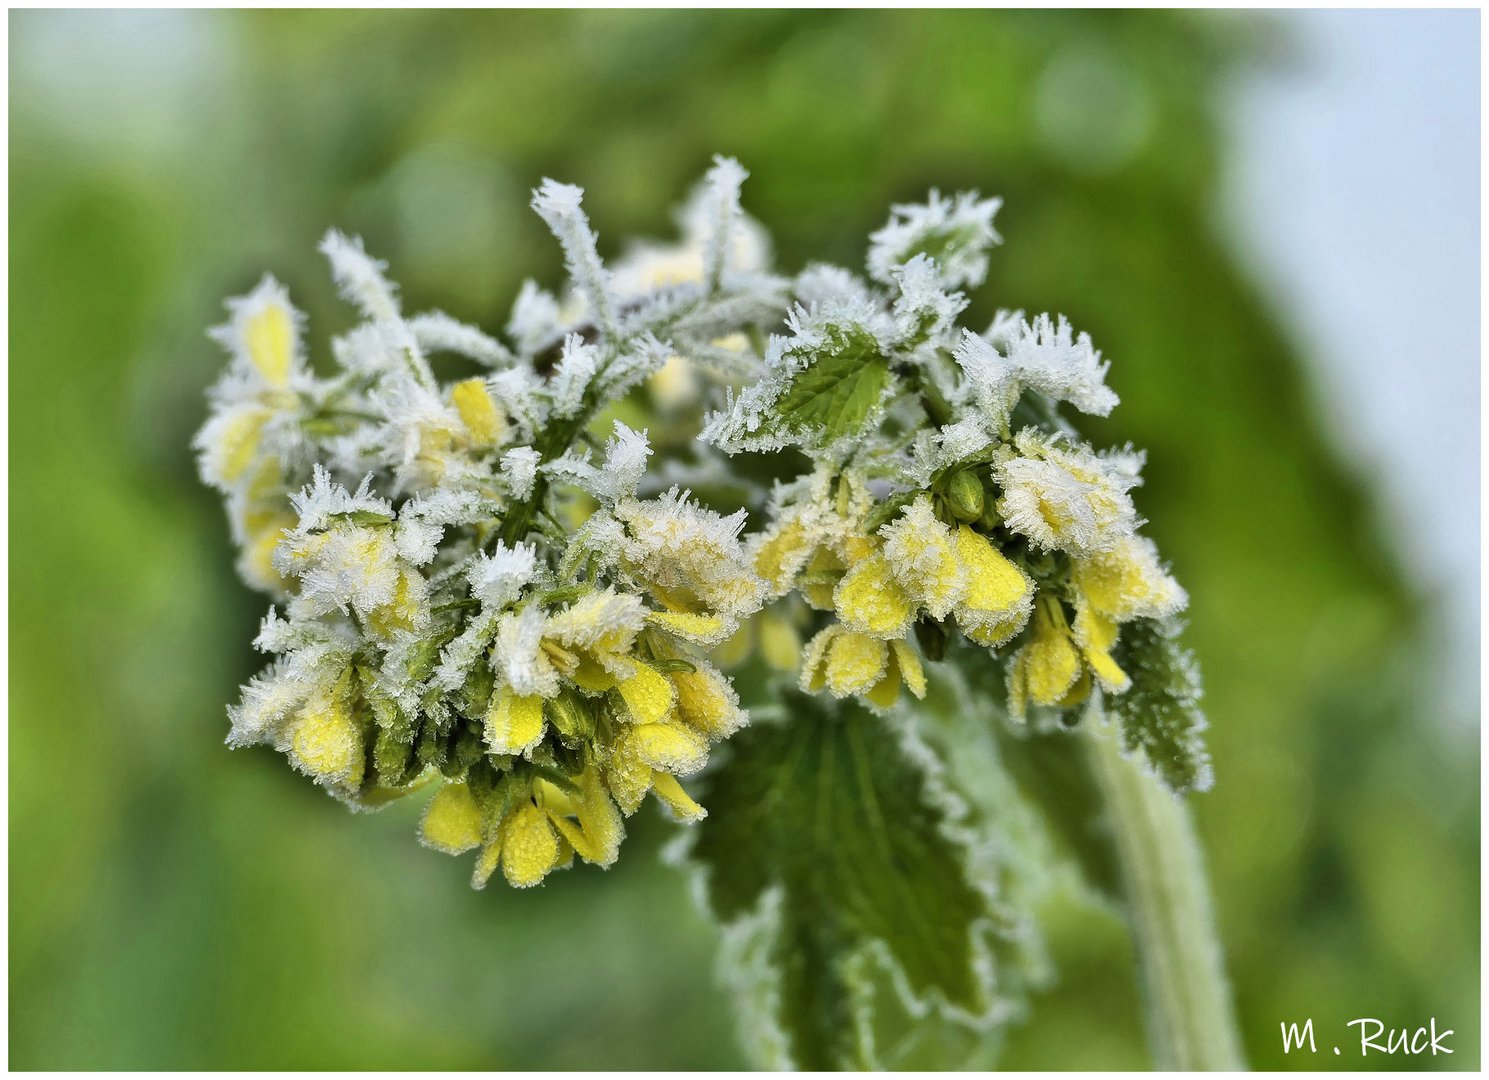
[1108,619,1213,793]
[776,324,890,445]
[683,694,997,1069]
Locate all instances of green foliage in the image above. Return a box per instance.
[1109,619,1211,794]
[775,324,890,447]
[685,696,997,1069]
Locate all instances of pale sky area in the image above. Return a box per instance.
[1221,9,1480,727]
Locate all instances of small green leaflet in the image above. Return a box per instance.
[682,695,996,1069]
[1108,619,1213,794]
[775,324,890,446]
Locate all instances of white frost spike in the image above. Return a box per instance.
[866,189,1003,289]
[468,542,538,611]
[500,446,541,500]
[408,311,514,367]
[319,230,402,323]
[701,155,749,292]
[890,254,967,342]
[493,605,560,699]
[531,179,617,336]
[602,422,653,501]
[393,515,444,566]
[1004,313,1118,417]
[550,334,603,419]
[289,465,391,533]
[793,263,872,309]
[332,322,416,378]
[506,280,564,355]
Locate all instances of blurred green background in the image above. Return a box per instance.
[10,9,1478,1070]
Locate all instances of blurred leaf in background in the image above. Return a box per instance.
[9,9,1476,1069]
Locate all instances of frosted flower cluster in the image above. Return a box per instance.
[199,155,1197,889]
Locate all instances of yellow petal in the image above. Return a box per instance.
[628,719,709,775]
[1056,668,1094,708]
[1073,535,1187,622]
[1073,603,1130,692]
[646,609,727,645]
[963,609,1030,650]
[604,753,655,816]
[366,570,424,638]
[451,378,504,446]
[754,521,811,593]
[616,661,675,725]
[244,300,296,387]
[485,689,546,755]
[290,685,363,789]
[834,552,915,638]
[420,782,484,854]
[472,838,503,889]
[671,665,743,737]
[218,408,269,485]
[709,618,754,669]
[499,802,562,888]
[240,515,295,593]
[953,526,1034,625]
[825,630,889,698]
[547,767,624,866]
[864,662,901,709]
[1023,597,1083,706]
[758,610,803,672]
[799,626,839,693]
[890,639,927,699]
[650,771,707,822]
[880,497,965,618]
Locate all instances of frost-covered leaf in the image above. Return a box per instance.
[774,324,890,444]
[867,190,1003,289]
[684,696,999,1069]
[1108,618,1212,793]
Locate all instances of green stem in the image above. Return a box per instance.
[1085,727,1245,1070]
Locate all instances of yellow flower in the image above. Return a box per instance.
[950,525,1034,647]
[863,639,927,710]
[1007,593,1127,718]
[879,496,966,619]
[242,292,298,388]
[605,717,710,820]
[1007,596,1082,717]
[540,589,648,692]
[602,654,740,821]
[800,625,926,709]
[427,765,624,890]
[451,378,507,448]
[236,509,297,594]
[1071,535,1187,623]
[485,688,547,756]
[833,552,915,638]
[419,780,485,854]
[994,430,1140,556]
[288,671,363,791]
[613,491,767,628]
[615,661,675,724]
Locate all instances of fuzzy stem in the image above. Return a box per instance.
[1085,727,1245,1070]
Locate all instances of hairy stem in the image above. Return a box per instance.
[1085,727,1245,1070]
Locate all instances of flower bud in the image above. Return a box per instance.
[945,470,985,522]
